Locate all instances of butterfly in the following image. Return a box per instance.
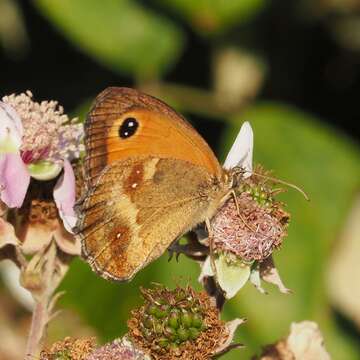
[76,87,252,281]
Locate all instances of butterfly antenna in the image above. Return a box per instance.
[251,171,310,201]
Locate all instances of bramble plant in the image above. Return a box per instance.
[0,90,332,360]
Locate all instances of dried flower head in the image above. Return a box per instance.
[212,169,290,263]
[253,321,331,360]
[86,337,149,360]
[40,337,96,360]
[128,285,242,360]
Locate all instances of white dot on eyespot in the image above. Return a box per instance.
[116,233,121,239]
[128,121,134,127]
[131,183,137,188]
[124,132,129,136]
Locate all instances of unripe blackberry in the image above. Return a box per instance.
[177,327,189,341]
[192,313,203,329]
[180,311,192,328]
[146,304,157,316]
[164,326,177,341]
[167,311,179,329]
[128,285,228,359]
[189,327,200,340]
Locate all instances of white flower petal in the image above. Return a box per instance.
[223,121,253,177]
[0,101,23,152]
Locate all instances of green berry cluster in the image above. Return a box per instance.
[142,298,205,350]
[131,286,208,353]
[243,183,273,207]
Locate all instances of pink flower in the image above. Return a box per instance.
[0,91,83,232]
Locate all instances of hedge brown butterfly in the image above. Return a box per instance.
[76,87,244,281]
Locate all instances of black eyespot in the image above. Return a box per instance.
[119,117,139,139]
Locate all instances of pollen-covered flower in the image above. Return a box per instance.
[127,285,243,360]
[199,122,291,299]
[0,91,83,230]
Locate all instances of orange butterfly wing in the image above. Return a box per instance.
[78,87,227,281]
[84,87,222,185]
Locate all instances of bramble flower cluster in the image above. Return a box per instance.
[198,122,291,299]
[0,90,84,359]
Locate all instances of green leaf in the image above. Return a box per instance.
[157,0,267,34]
[219,102,360,359]
[35,0,184,78]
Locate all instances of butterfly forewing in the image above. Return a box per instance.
[84,87,222,186]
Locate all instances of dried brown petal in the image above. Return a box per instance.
[259,256,291,294]
[0,217,24,267]
[15,195,80,256]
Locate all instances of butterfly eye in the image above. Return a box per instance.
[119,117,139,138]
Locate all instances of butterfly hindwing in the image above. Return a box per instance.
[78,156,225,281]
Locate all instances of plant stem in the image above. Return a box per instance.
[25,297,48,359]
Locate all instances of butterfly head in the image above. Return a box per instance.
[228,166,247,190]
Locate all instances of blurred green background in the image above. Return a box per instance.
[1,0,360,359]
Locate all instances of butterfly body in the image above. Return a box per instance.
[77,87,234,281]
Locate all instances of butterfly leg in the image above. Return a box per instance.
[168,233,208,262]
[205,218,219,280]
